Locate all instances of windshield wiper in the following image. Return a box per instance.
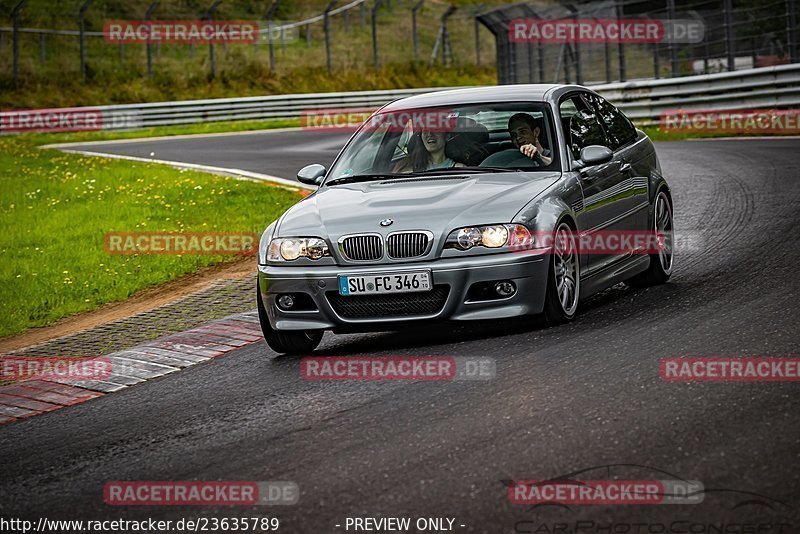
[325,173,407,186]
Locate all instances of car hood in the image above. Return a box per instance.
[276,172,561,239]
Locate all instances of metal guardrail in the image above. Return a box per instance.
[2,63,799,132]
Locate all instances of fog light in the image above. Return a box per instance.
[494,281,516,298]
[277,294,295,310]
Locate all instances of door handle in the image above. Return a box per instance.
[619,162,632,174]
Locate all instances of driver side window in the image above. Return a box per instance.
[559,94,609,161]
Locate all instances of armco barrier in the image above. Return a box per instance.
[2,63,799,133]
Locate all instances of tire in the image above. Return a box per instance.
[257,285,323,354]
[626,189,673,288]
[541,221,580,325]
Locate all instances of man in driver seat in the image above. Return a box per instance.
[481,113,553,167]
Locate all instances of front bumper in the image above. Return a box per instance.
[258,250,550,332]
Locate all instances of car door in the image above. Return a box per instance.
[584,93,649,233]
[559,93,629,273]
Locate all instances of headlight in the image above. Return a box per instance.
[445,224,532,251]
[267,237,330,261]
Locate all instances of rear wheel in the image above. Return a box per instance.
[257,285,323,354]
[627,189,673,287]
[541,221,580,325]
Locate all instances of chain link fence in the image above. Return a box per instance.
[478,0,798,84]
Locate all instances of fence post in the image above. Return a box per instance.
[205,0,223,79]
[412,0,423,60]
[723,0,735,71]
[667,0,679,76]
[616,0,626,81]
[11,0,29,87]
[474,4,486,66]
[440,6,456,66]
[787,0,797,63]
[79,0,94,79]
[372,0,384,69]
[145,0,159,78]
[561,3,581,84]
[266,0,280,72]
[324,0,337,74]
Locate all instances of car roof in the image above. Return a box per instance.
[380,84,593,111]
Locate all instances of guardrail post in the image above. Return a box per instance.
[145,0,159,79]
[787,0,797,63]
[266,0,280,72]
[79,0,94,80]
[616,0,626,81]
[723,0,735,71]
[653,43,660,79]
[360,1,366,27]
[344,7,350,32]
[38,32,45,62]
[324,0,337,74]
[412,0,423,60]
[306,23,312,48]
[667,0,678,76]
[205,0,223,79]
[372,0,384,69]
[11,0,29,87]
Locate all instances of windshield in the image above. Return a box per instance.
[325,102,559,184]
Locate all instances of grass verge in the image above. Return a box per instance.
[0,134,302,338]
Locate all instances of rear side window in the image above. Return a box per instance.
[585,93,637,150]
[559,94,609,160]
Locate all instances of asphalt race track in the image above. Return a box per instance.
[2,134,800,531]
[63,129,354,179]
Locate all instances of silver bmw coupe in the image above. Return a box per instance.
[257,85,674,354]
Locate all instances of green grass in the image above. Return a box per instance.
[0,135,303,338]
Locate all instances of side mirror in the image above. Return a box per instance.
[578,145,613,167]
[297,164,326,186]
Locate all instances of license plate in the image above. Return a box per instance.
[338,271,432,296]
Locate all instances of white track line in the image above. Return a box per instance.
[52,148,315,191]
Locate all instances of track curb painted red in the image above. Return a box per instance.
[0,312,262,425]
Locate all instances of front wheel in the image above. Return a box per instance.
[541,221,580,325]
[257,285,323,354]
